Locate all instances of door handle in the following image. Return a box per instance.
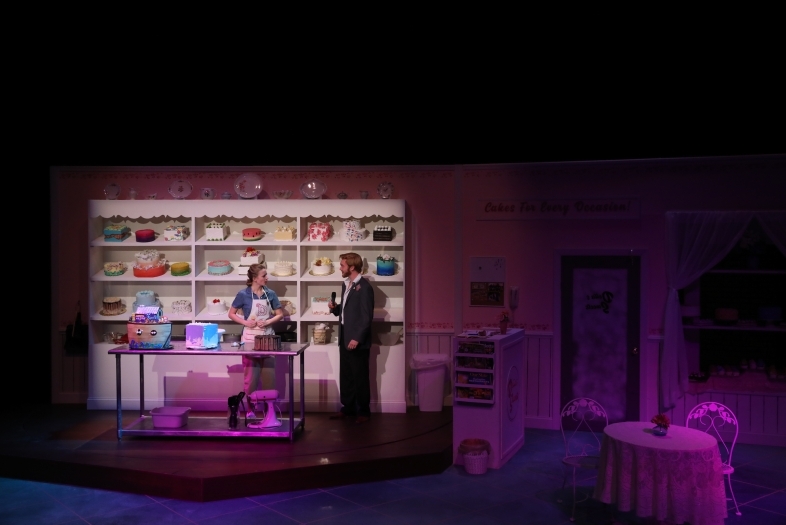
[631,347,638,355]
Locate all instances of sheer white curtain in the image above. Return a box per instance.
[661,211,786,410]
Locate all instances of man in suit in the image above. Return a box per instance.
[328,252,374,423]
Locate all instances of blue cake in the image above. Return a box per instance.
[103,224,130,242]
[186,322,219,349]
[376,255,396,276]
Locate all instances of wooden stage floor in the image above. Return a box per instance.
[0,404,453,502]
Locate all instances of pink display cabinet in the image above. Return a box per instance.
[453,328,525,469]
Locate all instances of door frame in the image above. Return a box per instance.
[552,249,649,429]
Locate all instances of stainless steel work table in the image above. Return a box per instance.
[108,342,309,441]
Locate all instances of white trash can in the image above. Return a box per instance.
[410,353,450,411]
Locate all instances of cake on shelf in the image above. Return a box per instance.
[274,226,296,241]
[163,225,189,241]
[242,227,263,241]
[373,225,393,241]
[104,224,130,242]
[311,296,332,315]
[376,254,396,276]
[308,222,332,242]
[207,298,228,315]
[205,222,229,241]
[170,262,191,276]
[100,297,125,316]
[240,247,263,267]
[311,257,333,275]
[273,261,294,276]
[714,308,738,325]
[171,299,192,315]
[133,249,166,277]
[132,290,160,311]
[340,219,365,242]
[207,260,232,275]
[186,322,219,349]
[135,229,156,242]
[103,261,127,276]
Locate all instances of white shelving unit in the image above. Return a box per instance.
[87,199,406,413]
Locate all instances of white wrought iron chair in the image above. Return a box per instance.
[685,401,742,516]
[559,397,609,522]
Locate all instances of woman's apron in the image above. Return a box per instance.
[242,289,275,346]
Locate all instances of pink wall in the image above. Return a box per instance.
[51,156,786,340]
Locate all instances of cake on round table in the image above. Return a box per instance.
[207,298,228,315]
[308,222,332,242]
[103,261,127,276]
[133,249,167,277]
[132,290,160,311]
[170,262,191,276]
[240,247,263,266]
[311,257,333,276]
[273,261,294,276]
[135,229,156,242]
[171,299,192,315]
[163,225,189,241]
[242,228,263,241]
[101,297,125,315]
[104,224,130,242]
[207,260,232,275]
[274,226,296,241]
[376,254,396,276]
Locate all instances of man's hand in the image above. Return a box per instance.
[348,339,359,350]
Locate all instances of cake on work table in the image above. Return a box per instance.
[186,322,219,349]
[171,299,192,314]
[308,222,331,242]
[242,228,263,241]
[340,219,365,242]
[205,222,229,241]
[104,224,130,242]
[311,296,332,314]
[207,298,228,315]
[274,226,296,241]
[170,262,191,276]
[207,260,232,275]
[103,261,127,276]
[373,225,393,241]
[135,229,156,242]
[101,297,124,315]
[128,318,172,349]
[240,247,263,266]
[133,249,166,277]
[311,257,333,275]
[163,225,189,241]
[376,253,396,276]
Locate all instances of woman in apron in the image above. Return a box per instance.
[228,263,284,418]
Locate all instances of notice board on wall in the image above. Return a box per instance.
[469,257,505,307]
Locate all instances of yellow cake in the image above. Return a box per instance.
[171,262,191,276]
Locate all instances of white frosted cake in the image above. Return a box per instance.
[340,218,364,242]
[205,222,229,241]
[311,257,333,275]
[207,298,228,315]
[273,226,296,241]
[308,222,331,242]
[274,261,294,275]
[311,296,332,315]
[240,247,263,266]
[171,299,192,315]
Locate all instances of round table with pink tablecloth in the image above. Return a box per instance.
[593,421,728,525]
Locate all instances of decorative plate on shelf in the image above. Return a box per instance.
[377,181,394,199]
[300,179,327,199]
[168,180,193,199]
[234,172,263,198]
[104,183,121,200]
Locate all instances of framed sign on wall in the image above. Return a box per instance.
[469,257,505,307]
